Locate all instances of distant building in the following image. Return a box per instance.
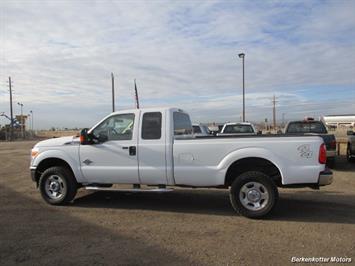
[321,114,355,128]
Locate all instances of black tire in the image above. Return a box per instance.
[39,166,78,205]
[229,171,278,218]
[327,157,335,168]
[347,145,355,162]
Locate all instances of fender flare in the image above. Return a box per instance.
[33,149,85,183]
[217,147,285,183]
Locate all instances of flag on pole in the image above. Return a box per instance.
[134,79,140,109]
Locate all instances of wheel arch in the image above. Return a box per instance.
[225,157,283,187]
[34,157,76,185]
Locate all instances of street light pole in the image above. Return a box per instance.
[17,102,24,138]
[8,77,14,141]
[238,53,245,122]
[30,110,33,131]
[27,114,31,130]
[111,73,115,112]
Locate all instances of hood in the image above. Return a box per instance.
[35,136,79,147]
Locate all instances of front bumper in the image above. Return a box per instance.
[318,169,333,186]
[30,167,36,182]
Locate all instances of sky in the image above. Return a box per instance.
[0,0,354,129]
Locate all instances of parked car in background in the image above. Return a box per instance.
[347,130,355,162]
[192,123,211,137]
[218,122,257,136]
[284,118,336,167]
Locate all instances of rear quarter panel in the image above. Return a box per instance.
[173,136,324,186]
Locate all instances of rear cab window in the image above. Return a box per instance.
[286,121,328,134]
[223,124,254,134]
[173,112,193,138]
[141,112,162,140]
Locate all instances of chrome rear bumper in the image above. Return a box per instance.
[318,169,333,186]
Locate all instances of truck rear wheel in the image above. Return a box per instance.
[39,166,78,205]
[229,171,278,218]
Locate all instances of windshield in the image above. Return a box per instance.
[286,121,327,134]
[223,124,254,134]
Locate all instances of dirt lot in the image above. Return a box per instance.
[0,141,354,265]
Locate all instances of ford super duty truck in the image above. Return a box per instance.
[30,107,333,218]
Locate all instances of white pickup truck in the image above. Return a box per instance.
[30,107,333,218]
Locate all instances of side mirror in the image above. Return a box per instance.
[347,130,355,136]
[80,128,91,145]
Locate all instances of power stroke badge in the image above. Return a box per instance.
[297,144,313,158]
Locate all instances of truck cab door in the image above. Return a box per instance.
[79,111,140,184]
[138,111,168,185]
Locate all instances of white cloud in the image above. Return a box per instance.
[0,0,354,129]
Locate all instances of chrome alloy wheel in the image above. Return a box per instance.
[239,181,269,211]
[45,175,66,200]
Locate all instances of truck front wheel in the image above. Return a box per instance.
[39,166,78,205]
[229,171,278,218]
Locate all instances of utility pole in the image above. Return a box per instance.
[8,77,14,141]
[111,73,115,112]
[27,114,30,131]
[17,102,24,139]
[272,95,278,130]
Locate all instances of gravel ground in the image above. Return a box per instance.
[0,141,354,265]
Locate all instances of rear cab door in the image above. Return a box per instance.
[138,110,168,185]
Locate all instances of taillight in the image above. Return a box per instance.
[330,140,336,149]
[319,143,326,164]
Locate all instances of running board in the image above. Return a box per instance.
[85,186,173,193]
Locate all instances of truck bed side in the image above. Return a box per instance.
[173,136,324,186]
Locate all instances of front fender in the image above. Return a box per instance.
[32,149,85,183]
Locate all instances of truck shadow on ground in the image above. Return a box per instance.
[0,184,192,265]
[74,189,355,225]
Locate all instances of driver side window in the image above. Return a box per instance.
[92,113,135,141]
